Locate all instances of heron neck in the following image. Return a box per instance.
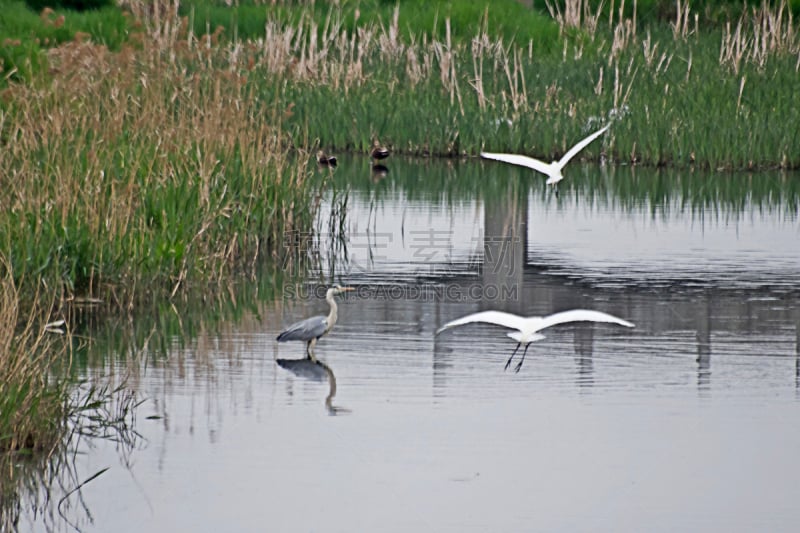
[326,292,338,332]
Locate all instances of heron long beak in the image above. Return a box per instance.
[338,286,355,292]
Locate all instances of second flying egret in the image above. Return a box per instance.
[481,123,611,186]
[436,308,634,372]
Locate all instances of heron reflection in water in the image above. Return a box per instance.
[277,285,354,362]
[276,358,349,415]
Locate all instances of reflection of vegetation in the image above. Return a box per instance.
[0,266,295,530]
[0,261,141,532]
[1,380,140,533]
[67,263,290,377]
[332,156,800,219]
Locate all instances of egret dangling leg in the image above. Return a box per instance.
[514,343,532,373]
[504,343,522,371]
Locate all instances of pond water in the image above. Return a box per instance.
[12,158,800,532]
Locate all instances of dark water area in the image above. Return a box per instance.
[10,158,800,532]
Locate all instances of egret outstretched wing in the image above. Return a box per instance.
[436,311,528,335]
[556,123,611,169]
[533,309,634,333]
[480,153,552,176]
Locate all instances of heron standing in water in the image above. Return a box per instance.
[277,284,354,361]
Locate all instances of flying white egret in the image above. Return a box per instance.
[436,308,634,372]
[481,123,611,186]
[277,284,354,362]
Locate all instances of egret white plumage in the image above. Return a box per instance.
[277,284,354,361]
[436,308,634,372]
[481,123,611,187]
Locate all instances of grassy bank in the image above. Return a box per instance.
[0,262,68,453]
[1,15,319,308]
[0,0,131,83]
[0,1,318,460]
[238,0,800,169]
[4,1,799,176]
[0,0,798,462]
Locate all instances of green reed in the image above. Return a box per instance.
[222,0,800,170]
[0,17,321,308]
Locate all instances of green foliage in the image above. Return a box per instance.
[1,0,798,303]
[542,0,800,26]
[265,21,799,169]
[0,0,131,84]
[25,0,115,11]
[180,0,560,50]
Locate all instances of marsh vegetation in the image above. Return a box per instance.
[0,1,798,528]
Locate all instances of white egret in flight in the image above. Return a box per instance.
[481,123,611,186]
[277,284,354,362]
[436,308,634,372]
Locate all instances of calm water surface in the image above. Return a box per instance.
[20,159,800,532]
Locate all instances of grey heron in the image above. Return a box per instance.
[481,122,611,187]
[436,308,634,373]
[277,284,354,361]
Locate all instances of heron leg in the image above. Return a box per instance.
[514,343,531,373]
[504,343,522,371]
[306,338,318,363]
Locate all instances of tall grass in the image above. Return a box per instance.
[0,0,132,84]
[179,0,560,49]
[4,0,792,309]
[1,5,320,308]
[0,260,67,454]
[0,2,319,488]
[184,0,798,169]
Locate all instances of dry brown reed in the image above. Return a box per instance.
[0,257,69,453]
[719,0,799,73]
[1,1,314,306]
[546,0,604,37]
